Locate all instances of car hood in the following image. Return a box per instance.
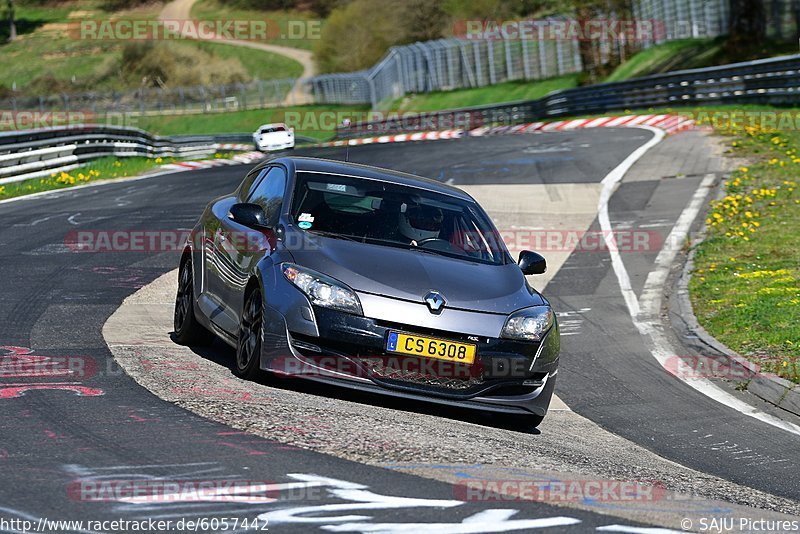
[286,231,544,314]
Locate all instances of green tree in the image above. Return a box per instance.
[401,0,448,42]
[315,0,406,73]
[569,0,634,84]
[727,0,766,54]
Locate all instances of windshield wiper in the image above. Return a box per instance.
[306,230,359,242]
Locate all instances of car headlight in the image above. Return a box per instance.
[501,306,555,341]
[282,263,362,315]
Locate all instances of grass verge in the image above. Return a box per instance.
[605,39,719,82]
[0,155,185,201]
[685,112,800,383]
[136,104,369,141]
[389,75,579,112]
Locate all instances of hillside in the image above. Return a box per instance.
[0,0,303,94]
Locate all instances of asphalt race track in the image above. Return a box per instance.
[0,128,798,532]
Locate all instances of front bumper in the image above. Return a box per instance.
[256,140,294,151]
[265,305,560,416]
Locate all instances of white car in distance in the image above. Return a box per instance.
[253,123,295,151]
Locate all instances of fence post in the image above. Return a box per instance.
[367,75,378,109]
[556,38,564,75]
[504,39,513,80]
[487,40,497,84]
[473,41,483,86]
[538,32,547,78]
[522,38,531,80]
[272,80,280,104]
[447,45,456,88]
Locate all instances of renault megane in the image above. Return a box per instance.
[174,157,560,426]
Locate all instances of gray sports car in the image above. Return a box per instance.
[174,157,560,426]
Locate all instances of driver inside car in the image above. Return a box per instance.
[397,204,445,245]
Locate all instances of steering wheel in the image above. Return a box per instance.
[414,237,448,247]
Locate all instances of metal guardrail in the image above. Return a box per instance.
[0,125,220,185]
[336,53,800,138]
[6,51,800,184]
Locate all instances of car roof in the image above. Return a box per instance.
[267,156,473,201]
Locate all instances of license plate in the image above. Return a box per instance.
[386,331,476,365]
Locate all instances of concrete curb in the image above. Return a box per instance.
[676,193,800,418]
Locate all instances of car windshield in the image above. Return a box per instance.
[260,126,286,133]
[290,171,508,265]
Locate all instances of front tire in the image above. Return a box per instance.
[234,288,264,380]
[493,412,545,430]
[174,257,215,346]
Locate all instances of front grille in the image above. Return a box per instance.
[357,357,483,390]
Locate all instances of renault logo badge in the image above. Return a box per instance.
[424,291,446,314]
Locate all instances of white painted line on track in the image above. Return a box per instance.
[598,125,665,317]
[600,127,800,438]
[597,526,684,533]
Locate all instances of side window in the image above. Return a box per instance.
[247,166,287,227]
[238,166,268,202]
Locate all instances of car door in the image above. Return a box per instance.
[214,165,287,329]
[204,165,266,306]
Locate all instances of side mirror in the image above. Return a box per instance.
[229,203,270,230]
[518,250,547,275]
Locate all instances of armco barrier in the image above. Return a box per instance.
[0,125,226,185]
[336,53,800,138]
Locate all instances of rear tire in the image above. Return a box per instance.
[234,288,265,380]
[174,256,215,346]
